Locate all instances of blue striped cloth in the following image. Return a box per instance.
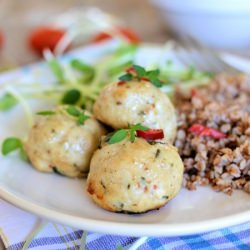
[6,221,250,250]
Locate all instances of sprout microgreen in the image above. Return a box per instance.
[36,110,56,116]
[61,89,81,105]
[0,93,17,111]
[2,137,23,155]
[48,58,65,84]
[66,106,81,117]
[70,59,94,73]
[1,137,28,161]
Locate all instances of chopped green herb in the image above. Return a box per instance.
[108,129,127,144]
[133,65,146,77]
[146,69,160,78]
[36,110,56,116]
[77,112,89,125]
[0,93,17,111]
[61,89,81,105]
[131,123,149,131]
[150,78,162,88]
[119,73,133,81]
[66,106,80,117]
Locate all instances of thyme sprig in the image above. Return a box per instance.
[118,65,162,88]
[108,123,149,144]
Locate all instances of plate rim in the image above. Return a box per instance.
[1,187,249,237]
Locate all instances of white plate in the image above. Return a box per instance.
[0,43,249,237]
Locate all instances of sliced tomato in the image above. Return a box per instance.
[136,129,164,141]
[92,26,140,44]
[29,26,66,56]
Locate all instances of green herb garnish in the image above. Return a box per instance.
[118,65,163,88]
[108,129,127,144]
[61,89,81,105]
[0,93,17,111]
[66,106,81,117]
[108,124,149,144]
[66,106,89,125]
[77,112,89,125]
[119,73,133,82]
[1,137,28,161]
[36,110,56,116]
[48,58,65,84]
[133,65,146,77]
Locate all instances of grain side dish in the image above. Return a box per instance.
[175,74,250,194]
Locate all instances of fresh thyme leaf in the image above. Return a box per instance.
[48,58,65,84]
[150,78,162,88]
[133,65,146,77]
[66,106,80,117]
[36,110,56,116]
[0,93,17,111]
[131,123,149,131]
[146,69,160,79]
[119,73,133,81]
[2,137,23,155]
[78,112,89,125]
[108,129,127,144]
[61,89,81,105]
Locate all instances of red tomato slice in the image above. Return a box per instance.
[29,27,66,56]
[136,129,164,141]
[92,26,140,44]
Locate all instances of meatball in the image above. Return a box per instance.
[86,137,184,213]
[93,80,177,143]
[25,106,105,177]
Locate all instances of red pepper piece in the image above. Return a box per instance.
[92,27,140,44]
[126,66,136,74]
[136,129,164,141]
[117,81,126,86]
[188,124,226,139]
[29,26,66,56]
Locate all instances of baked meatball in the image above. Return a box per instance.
[93,80,177,143]
[86,137,184,213]
[25,106,105,177]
